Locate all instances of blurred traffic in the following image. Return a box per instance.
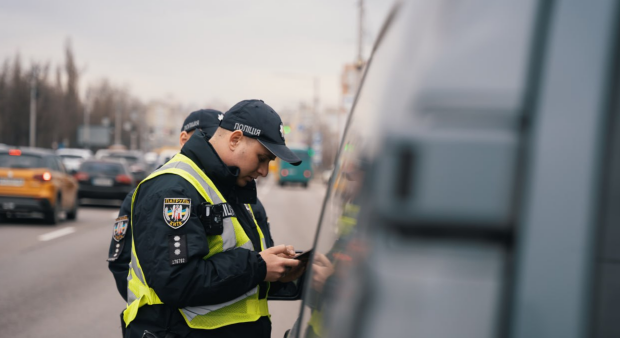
[2,0,619,338]
[75,159,136,202]
[0,174,324,337]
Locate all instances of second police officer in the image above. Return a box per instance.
[122,100,305,337]
[107,109,275,304]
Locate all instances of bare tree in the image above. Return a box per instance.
[0,42,147,151]
[0,60,9,145]
[3,55,30,146]
[62,41,81,147]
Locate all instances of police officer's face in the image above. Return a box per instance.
[233,137,275,187]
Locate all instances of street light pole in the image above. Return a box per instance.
[313,77,320,116]
[84,89,91,150]
[115,100,122,145]
[357,0,365,66]
[29,66,38,147]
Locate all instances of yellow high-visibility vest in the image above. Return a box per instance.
[123,153,269,329]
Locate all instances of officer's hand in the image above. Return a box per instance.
[279,260,306,283]
[311,253,334,293]
[276,245,296,259]
[260,245,301,282]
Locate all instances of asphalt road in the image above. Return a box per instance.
[0,176,326,338]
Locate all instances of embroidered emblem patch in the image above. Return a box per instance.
[163,198,191,229]
[113,215,129,242]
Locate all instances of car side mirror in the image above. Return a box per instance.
[267,272,306,301]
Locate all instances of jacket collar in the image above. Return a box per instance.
[180,131,257,204]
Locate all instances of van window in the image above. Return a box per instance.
[293,149,310,162]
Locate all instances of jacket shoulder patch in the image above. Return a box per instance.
[163,198,191,229]
[113,215,129,242]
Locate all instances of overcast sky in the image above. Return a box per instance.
[0,0,394,111]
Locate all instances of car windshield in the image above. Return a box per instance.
[105,154,139,165]
[59,154,84,160]
[0,154,45,169]
[80,162,124,175]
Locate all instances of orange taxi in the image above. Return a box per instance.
[0,147,79,224]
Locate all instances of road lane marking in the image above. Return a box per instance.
[38,227,76,242]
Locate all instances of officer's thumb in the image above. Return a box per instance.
[265,244,288,255]
[283,258,301,268]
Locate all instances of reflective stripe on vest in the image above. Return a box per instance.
[182,287,258,321]
[124,153,269,329]
[246,204,268,251]
[154,158,242,253]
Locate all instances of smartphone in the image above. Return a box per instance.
[294,249,313,263]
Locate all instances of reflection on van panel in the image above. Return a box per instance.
[284,1,620,338]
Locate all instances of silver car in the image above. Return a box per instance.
[56,148,93,173]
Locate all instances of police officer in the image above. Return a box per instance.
[108,109,220,299]
[123,100,305,338]
[107,108,276,303]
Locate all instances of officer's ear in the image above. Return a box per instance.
[179,130,192,146]
[229,130,244,151]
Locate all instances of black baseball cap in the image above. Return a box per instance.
[181,109,224,138]
[220,100,302,166]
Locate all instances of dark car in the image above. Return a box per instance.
[0,147,78,224]
[95,149,148,183]
[75,159,136,202]
[279,1,620,338]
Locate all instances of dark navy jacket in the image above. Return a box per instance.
[107,136,276,303]
[107,132,279,336]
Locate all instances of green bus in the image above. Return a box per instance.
[276,147,313,188]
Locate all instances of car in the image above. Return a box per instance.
[276,146,313,188]
[0,147,79,224]
[56,148,93,173]
[74,159,136,202]
[279,1,620,338]
[95,149,148,183]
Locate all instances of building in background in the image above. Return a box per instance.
[144,99,186,152]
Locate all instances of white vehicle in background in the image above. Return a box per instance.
[143,151,159,172]
[155,149,179,169]
[56,148,93,173]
